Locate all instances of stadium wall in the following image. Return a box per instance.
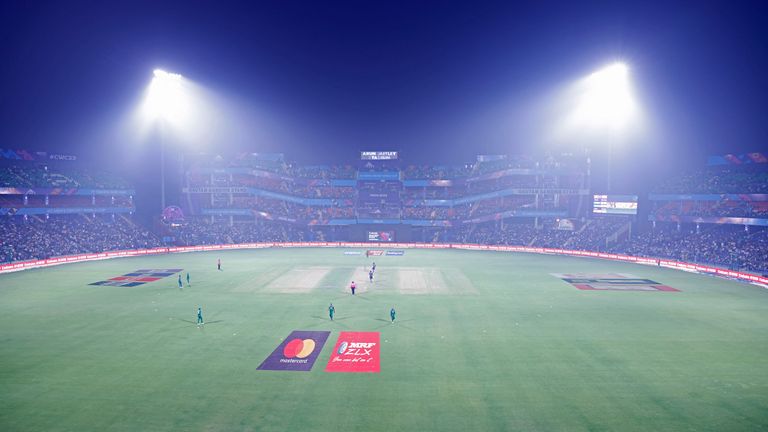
[1,242,766,287]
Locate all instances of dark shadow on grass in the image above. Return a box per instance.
[373,322,396,330]
[177,318,223,325]
[306,319,348,328]
[373,319,415,331]
[311,315,352,322]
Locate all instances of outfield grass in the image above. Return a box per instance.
[1,248,767,431]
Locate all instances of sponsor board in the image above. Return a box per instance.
[325,332,380,373]
[343,251,362,255]
[366,250,385,256]
[385,250,405,256]
[552,273,679,292]
[368,231,395,242]
[3,242,765,289]
[89,268,183,287]
[258,330,330,372]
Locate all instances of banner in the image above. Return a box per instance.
[0,187,134,196]
[257,330,331,372]
[2,242,767,288]
[183,187,248,194]
[368,231,394,242]
[325,332,380,373]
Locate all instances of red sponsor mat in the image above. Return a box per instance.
[325,331,380,373]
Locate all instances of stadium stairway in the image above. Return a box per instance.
[607,220,633,249]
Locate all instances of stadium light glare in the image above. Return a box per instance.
[552,61,644,193]
[570,62,637,132]
[144,69,186,121]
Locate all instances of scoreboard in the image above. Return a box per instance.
[593,194,638,215]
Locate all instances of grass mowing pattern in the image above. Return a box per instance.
[1,248,767,431]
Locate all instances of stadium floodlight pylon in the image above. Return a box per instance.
[144,68,185,210]
[563,61,639,192]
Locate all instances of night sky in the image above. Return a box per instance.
[1,1,767,192]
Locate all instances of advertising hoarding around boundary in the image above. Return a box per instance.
[1,242,766,287]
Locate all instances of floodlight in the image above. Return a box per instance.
[145,69,185,121]
[571,62,637,132]
[153,69,182,80]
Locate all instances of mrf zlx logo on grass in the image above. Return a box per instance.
[325,332,380,373]
[257,330,330,372]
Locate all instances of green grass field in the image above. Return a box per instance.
[1,248,767,431]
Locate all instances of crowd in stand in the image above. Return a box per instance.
[616,224,767,272]
[172,218,307,245]
[291,186,356,199]
[2,212,766,273]
[450,218,767,273]
[402,165,472,179]
[454,222,537,245]
[290,165,356,179]
[402,206,454,220]
[652,199,768,219]
[208,196,355,221]
[0,215,161,263]
[654,166,768,194]
[565,218,629,251]
[401,197,541,221]
[402,188,464,200]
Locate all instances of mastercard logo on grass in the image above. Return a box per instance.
[282,338,317,359]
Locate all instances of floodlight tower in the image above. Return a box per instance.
[579,62,635,192]
[146,69,184,210]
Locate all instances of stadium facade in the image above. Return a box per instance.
[1,147,767,276]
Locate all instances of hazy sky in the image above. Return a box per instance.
[1,1,767,183]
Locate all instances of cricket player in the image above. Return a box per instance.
[350,281,356,295]
[390,307,396,323]
[372,262,376,272]
[217,258,221,271]
[329,303,335,321]
[186,272,190,287]
[178,274,183,289]
[369,269,374,283]
[197,307,204,325]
